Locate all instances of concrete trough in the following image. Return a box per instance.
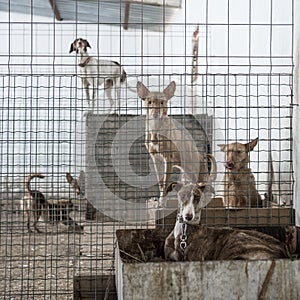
[116,228,300,300]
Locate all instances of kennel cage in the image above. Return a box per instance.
[0,0,296,298]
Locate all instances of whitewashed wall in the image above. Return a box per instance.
[0,0,295,208]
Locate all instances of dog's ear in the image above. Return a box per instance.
[66,172,73,184]
[69,42,75,53]
[166,182,177,194]
[196,183,215,208]
[163,81,176,100]
[217,144,227,152]
[166,181,183,194]
[195,182,206,194]
[85,40,91,48]
[137,81,150,100]
[196,182,215,194]
[246,137,258,152]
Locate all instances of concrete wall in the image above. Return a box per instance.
[85,113,212,222]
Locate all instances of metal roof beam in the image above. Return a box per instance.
[49,0,63,21]
[123,2,130,30]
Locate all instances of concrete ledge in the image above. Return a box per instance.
[156,206,295,228]
[116,257,300,300]
[115,228,300,300]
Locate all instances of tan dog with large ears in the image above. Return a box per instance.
[218,138,262,208]
[137,81,214,207]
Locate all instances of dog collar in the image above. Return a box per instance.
[180,222,187,251]
[177,214,187,251]
[78,56,91,67]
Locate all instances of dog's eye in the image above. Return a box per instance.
[148,101,152,105]
[160,101,163,105]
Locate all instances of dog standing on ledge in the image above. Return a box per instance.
[69,38,127,111]
[137,81,215,207]
[218,138,262,208]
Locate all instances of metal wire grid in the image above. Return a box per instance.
[0,0,295,298]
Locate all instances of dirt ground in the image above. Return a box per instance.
[0,199,153,300]
[0,199,115,300]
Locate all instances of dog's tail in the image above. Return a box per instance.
[112,61,127,83]
[25,173,45,194]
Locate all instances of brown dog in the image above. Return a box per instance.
[20,173,84,233]
[137,81,213,207]
[218,138,262,208]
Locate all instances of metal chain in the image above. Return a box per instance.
[180,222,187,251]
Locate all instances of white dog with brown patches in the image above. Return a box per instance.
[69,38,127,111]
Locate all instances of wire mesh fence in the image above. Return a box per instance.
[0,0,296,298]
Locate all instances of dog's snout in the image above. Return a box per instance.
[152,111,159,118]
[226,161,234,169]
[184,213,193,222]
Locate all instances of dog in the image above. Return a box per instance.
[164,167,215,260]
[164,223,290,261]
[20,173,46,232]
[165,155,217,224]
[137,81,214,207]
[20,173,84,233]
[218,138,262,208]
[69,38,127,111]
[164,174,290,261]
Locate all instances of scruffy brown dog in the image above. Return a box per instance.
[218,138,262,208]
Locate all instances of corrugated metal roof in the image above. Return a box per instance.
[0,0,54,19]
[0,0,182,31]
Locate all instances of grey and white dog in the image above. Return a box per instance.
[164,176,290,262]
